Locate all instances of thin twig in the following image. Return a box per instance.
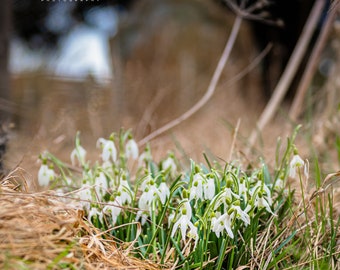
[138,14,243,146]
[222,43,272,88]
[228,118,241,162]
[247,0,326,150]
[289,1,339,121]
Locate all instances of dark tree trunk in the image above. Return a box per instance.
[0,0,12,176]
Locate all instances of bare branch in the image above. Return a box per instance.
[138,14,243,147]
[247,0,326,150]
[289,0,339,121]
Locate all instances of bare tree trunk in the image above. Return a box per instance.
[0,0,12,175]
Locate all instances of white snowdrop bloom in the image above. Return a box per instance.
[274,178,284,191]
[289,154,305,179]
[162,155,177,177]
[251,181,273,207]
[136,191,150,225]
[97,137,117,162]
[70,145,87,166]
[171,201,197,242]
[189,173,204,201]
[238,177,248,202]
[102,160,114,173]
[103,197,122,225]
[138,147,152,166]
[78,184,92,211]
[232,205,250,226]
[158,181,170,204]
[95,172,108,198]
[203,177,215,200]
[140,175,150,191]
[135,210,149,226]
[88,207,104,224]
[254,192,275,215]
[125,139,139,160]
[211,211,235,239]
[117,177,132,205]
[214,186,239,211]
[136,175,164,224]
[38,164,55,187]
[187,224,199,249]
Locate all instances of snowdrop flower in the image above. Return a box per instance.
[94,172,108,199]
[103,197,122,225]
[117,175,132,205]
[171,201,198,242]
[70,145,87,166]
[88,207,104,224]
[140,174,161,201]
[162,153,177,177]
[232,202,251,226]
[238,177,248,202]
[125,137,139,160]
[78,184,92,211]
[274,176,284,191]
[187,223,199,249]
[136,175,162,224]
[97,136,117,163]
[211,210,235,239]
[189,173,204,201]
[203,176,215,200]
[214,184,239,211]
[251,180,273,206]
[158,180,170,205]
[138,145,152,166]
[102,160,114,174]
[38,164,55,187]
[289,153,305,179]
[254,191,275,215]
[136,191,151,225]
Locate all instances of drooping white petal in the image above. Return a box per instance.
[77,184,92,211]
[118,178,132,205]
[95,172,108,197]
[211,211,234,239]
[289,154,305,179]
[203,177,215,200]
[158,182,170,204]
[189,174,204,201]
[97,138,117,162]
[162,156,177,176]
[125,139,139,160]
[88,207,103,224]
[38,164,55,187]
[170,201,195,242]
[70,145,87,166]
[233,205,250,225]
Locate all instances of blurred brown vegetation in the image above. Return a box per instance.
[4,0,340,185]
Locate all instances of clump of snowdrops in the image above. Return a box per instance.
[37,129,310,269]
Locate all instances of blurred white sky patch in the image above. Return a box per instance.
[54,25,113,82]
[10,6,118,83]
[10,38,51,73]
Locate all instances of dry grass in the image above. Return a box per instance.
[0,168,162,270]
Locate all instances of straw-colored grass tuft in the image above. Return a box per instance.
[0,168,161,270]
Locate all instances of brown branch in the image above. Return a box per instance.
[289,0,339,121]
[247,0,326,150]
[138,14,243,147]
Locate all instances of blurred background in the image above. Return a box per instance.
[0,0,339,183]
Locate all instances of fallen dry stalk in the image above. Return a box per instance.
[0,173,162,270]
[247,0,327,150]
[138,11,243,147]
